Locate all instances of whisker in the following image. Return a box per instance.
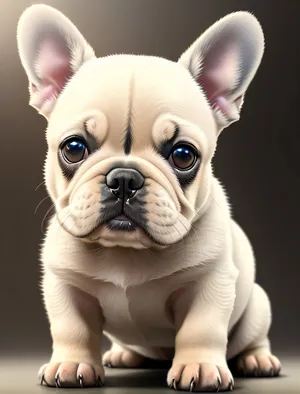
[79,243,106,256]
[195,194,225,217]
[54,211,74,249]
[173,217,189,262]
[41,203,56,235]
[34,195,51,215]
[81,245,105,255]
[54,211,105,258]
[35,180,46,192]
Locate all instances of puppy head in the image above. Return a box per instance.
[17,5,264,249]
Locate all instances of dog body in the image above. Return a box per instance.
[43,177,255,360]
[17,5,281,391]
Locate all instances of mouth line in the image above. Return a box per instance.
[101,211,168,246]
[107,214,137,232]
[112,213,169,246]
[84,218,168,247]
[113,214,130,221]
[59,207,168,247]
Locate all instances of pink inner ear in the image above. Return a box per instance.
[197,44,239,119]
[35,37,73,103]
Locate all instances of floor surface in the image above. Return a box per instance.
[1,355,299,394]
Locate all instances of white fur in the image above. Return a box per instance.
[17,5,281,391]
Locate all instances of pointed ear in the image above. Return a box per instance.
[178,12,264,132]
[17,5,96,119]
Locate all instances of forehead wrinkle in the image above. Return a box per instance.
[158,121,179,145]
[83,121,97,139]
[51,110,108,147]
[83,118,105,145]
[122,73,135,155]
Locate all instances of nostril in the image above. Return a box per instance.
[110,178,119,189]
[112,188,121,199]
[127,188,137,199]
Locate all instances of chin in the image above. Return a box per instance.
[83,223,167,250]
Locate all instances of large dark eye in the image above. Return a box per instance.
[61,138,88,163]
[170,144,198,170]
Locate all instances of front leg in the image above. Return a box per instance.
[39,269,104,388]
[167,264,238,392]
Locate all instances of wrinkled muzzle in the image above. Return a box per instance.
[55,159,193,249]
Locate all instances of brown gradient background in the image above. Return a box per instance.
[0,0,299,365]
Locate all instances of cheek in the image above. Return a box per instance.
[67,178,102,229]
[70,178,101,208]
[144,184,192,244]
[175,163,210,222]
[182,167,203,206]
[45,154,69,202]
[191,164,212,213]
[142,180,192,244]
[144,181,178,227]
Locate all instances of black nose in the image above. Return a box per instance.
[106,168,144,200]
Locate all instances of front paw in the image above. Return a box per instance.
[167,363,234,392]
[38,361,104,388]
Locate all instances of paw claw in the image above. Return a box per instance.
[40,373,46,386]
[228,379,234,391]
[168,379,174,389]
[97,376,104,387]
[172,378,178,390]
[77,374,84,388]
[55,373,61,388]
[190,377,196,392]
[216,376,221,392]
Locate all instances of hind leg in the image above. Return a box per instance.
[103,342,145,368]
[235,338,281,377]
[227,284,281,377]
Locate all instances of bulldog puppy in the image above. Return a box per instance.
[17,5,281,391]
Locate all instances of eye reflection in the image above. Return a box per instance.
[61,138,88,163]
[170,144,197,170]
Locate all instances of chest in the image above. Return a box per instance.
[95,280,176,346]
